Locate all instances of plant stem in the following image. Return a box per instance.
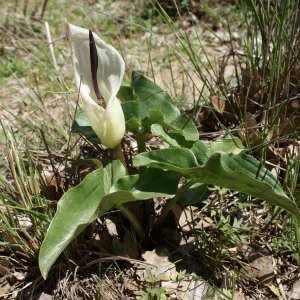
[111,143,143,228]
[111,143,128,174]
[151,180,195,238]
[118,204,145,241]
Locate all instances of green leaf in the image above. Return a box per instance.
[201,290,215,300]
[131,71,179,123]
[151,124,181,147]
[210,137,244,154]
[105,159,127,187]
[133,140,212,170]
[134,147,199,171]
[39,163,181,279]
[133,149,300,221]
[151,123,196,149]
[71,110,100,144]
[179,183,208,205]
[111,168,181,197]
[122,71,198,140]
[117,82,138,102]
[39,168,109,279]
[190,140,211,165]
[100,169,182,215]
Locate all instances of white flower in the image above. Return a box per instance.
[64,23,125,149]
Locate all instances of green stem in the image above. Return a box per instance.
[151,180,195,238]
[118,204,145,241]
[111,144,128,174]
[111,144,143,226]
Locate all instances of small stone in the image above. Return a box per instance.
[289,278,300,299]
[176,279,211,299]
[38,293,52,300]
[241,245,275,286]
[141,247,176,280]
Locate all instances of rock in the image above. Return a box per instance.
[221,275,247,300]
[176,279,211,299]
[240,245,275,286]
[141,247,176,280]
[37,293,52,300]
[290,278,300,299]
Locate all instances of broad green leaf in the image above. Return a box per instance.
[179,183,208,205]
[131,71,179,122]
[151,124,180,147]
[39,164,181,279]
[71,110,100,144]
[111,168,181,197]
[121,71,198,140]
[39,168,109,279]
[152,124,195,148]
[134,148,199,171]
[117,82,138,102]
[190,140,211,165]
[104,159,127,187]
[99,169,182,215]
[133,140,211,170]
[133,149,300,221]
[210,137,244,154]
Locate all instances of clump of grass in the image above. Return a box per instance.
[152,0,300,295]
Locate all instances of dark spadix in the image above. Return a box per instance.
[89,30,103,102]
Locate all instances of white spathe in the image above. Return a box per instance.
[64,23,125,149]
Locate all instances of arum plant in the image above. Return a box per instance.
[67,23,140,214]
[66,23,126,158]
[39,23,300,279]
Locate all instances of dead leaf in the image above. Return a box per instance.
[269,284,284,300]
[2,232,23,252]
[211,96,237,125]
[286,140,300,159]
[211,96,226,111]
[0,265,10,277]
[105,216,123,237]
[238,113,261,145]
[178,206,213,232]
[171,203,182,223]
[0,281,11,298]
